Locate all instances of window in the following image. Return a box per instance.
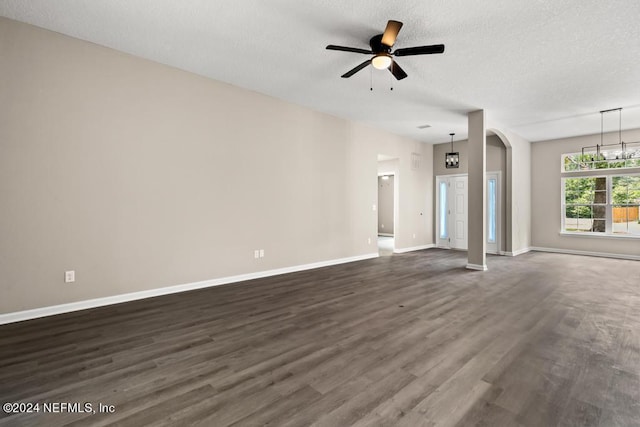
[488,178,497,243]
[561,147,640,238]
[563,150,640,172]
[439,181,448,239]
[562,174,640,237]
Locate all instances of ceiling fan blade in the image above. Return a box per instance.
[394,44,445,56]
[389,60,408,80]
[341,59,372,78]
[326,45,373,55]
[381,20,403,47]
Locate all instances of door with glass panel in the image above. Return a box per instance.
[436,175,468,249]
[437,173,499,253]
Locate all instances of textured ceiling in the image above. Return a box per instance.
[2,0,640,144]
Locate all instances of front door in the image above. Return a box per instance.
[436,175,468,250]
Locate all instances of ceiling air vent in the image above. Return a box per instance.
[417,124,431,129]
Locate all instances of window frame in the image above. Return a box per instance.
[560,172,640,239]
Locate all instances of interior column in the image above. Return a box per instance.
[467,110,487,270]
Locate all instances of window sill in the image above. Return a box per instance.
[560,231,640,240]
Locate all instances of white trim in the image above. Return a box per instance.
[435,173,469,179]
[531,246,640,261]
[393,244,436,254]
[562,167,640,177]
[377,233,394,237]
[0,253,379,325]
[504,247,532,257]
[466,263,488,271]
[559,231,640,240]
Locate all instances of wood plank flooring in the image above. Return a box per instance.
[0,249,639,426]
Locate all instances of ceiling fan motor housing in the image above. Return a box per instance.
[369,34,391,53]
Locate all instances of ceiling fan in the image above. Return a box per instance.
[326,20,445,80]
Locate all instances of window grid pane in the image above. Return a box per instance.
[564,177,606,233]
[612,205,640,235]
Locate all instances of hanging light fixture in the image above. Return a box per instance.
[371,53,392,70]
[579,108,640,168]
[445,133,459,168]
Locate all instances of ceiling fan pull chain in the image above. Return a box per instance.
[370,67,373,91]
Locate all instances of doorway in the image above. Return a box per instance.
[377,155,398,256]
[378,173,395,256]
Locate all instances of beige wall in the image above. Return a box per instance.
[433,135,508,251]
[531,129,640,257]
[0,18,433,314]
[497,129,532,254]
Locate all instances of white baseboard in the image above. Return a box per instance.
[530,247,640,261]
[0,252,379,325]
[393,244,436,254]
[504,247,532,257]
[377,233,394,237]
[466,263,488,271]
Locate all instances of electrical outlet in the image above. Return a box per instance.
[413,233,416,239]
[368,237,371,245]
[372,204,377,211]
[259,249,264,258]
[254,250,260,259]
[65,270,75,283]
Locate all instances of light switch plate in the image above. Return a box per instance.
[65,270,75,283]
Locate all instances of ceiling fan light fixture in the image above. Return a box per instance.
[372,54,392,70]
[327,20,444,80]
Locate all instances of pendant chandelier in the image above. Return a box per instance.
[445,133,459,168]
[580,108,640,167]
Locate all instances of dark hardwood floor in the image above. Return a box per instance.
[1,249,639,426]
